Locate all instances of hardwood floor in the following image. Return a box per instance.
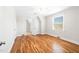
[10,34,79,53]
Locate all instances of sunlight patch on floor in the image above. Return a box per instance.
[53,42,64,53]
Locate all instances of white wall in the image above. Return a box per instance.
[0,7,16,52]
[46,7,79,44]
[39,15,47,34]
[16,15,46,35]
[16,16,26,35]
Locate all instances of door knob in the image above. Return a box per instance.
[0,41,5,46]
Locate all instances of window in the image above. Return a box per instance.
[53,16,64,31]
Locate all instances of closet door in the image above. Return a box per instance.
[0,7,16,53]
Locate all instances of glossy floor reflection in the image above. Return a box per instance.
[11,34,79,53]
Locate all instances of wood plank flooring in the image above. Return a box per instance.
[10,34,79,53]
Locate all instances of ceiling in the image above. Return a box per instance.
[15,6,70,16]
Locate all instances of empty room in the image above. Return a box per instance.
[0,6,79,53]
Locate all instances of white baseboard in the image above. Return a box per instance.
[48,33,79,45]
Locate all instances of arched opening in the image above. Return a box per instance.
[37,16,41,34]
[26,16,41,35]
[26,20,31,34]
